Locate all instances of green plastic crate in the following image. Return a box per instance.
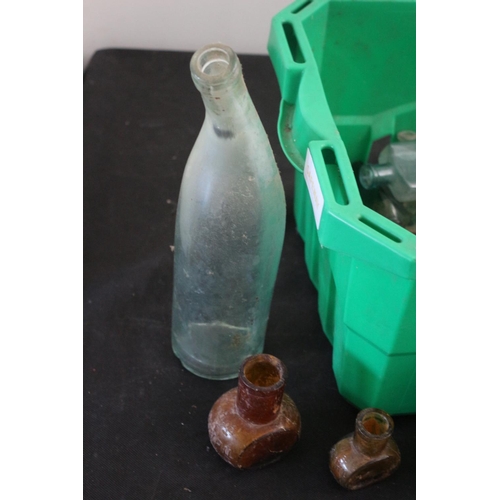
[268,0,416,414]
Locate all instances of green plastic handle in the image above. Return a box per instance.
[269,11,338,173]
[307,141,415,278]
[268,15,306,105]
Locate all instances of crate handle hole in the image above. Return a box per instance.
[292,0,312,14]
[322,147,349,206]
[359,216,402,243]
[283,22,305,64]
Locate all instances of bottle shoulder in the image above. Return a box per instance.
[185,117,279,172]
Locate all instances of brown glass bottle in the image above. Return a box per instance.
[208,354,301,469]
[329,408,401,490]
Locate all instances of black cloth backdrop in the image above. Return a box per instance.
[83,49,416,500]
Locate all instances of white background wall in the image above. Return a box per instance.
[84,0,292,68]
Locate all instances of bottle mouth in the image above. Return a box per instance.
[190,43,240,92]
[240,354,286,392]
[356,408,394,440]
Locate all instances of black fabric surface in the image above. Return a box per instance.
[83,49,416,500]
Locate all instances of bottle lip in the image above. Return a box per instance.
[190,43,241,93]
[355,408,394,440]
[239,354,286,393]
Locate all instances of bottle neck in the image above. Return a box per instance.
[353,408,394,456]
[359,163,395,190]
[200,78,252,134]
[236,354,286,425]
[190,43,254,134]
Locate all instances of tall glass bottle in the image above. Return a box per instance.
[171,43,286,380]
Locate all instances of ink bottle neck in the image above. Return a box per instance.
[353,408,394,456]
[236,354,286,425]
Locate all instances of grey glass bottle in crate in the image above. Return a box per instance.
[359,132,416,232]
[171,43,286,380]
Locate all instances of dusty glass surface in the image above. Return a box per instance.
[171,44,286,379]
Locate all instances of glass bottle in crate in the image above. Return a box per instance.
[359,132,416,233]
[171,43,286,380]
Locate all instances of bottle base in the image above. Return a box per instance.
[173,345,248,380]
[171,321,264,380]
[179,356,239,380]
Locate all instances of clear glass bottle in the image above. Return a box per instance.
[208,354,301,469]
[359,132,416,232]
[359,139,416,203]
[171,43,286,380]
[371,190,416,234]
[329,408,401,490]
